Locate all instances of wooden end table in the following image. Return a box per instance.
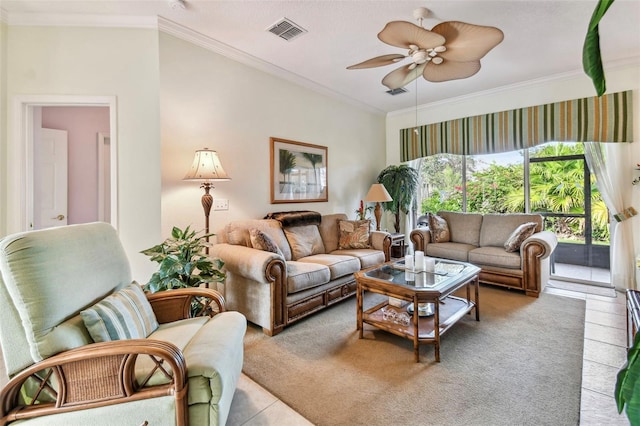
[355,259,480,362]
[389,233,405,259]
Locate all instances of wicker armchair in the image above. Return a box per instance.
[0,223,246,426]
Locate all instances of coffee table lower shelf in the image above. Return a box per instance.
[361,296,476,361]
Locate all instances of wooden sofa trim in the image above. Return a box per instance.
[261,244,389,336]
[410,228,552,298]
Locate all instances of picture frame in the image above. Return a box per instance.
[270,137,328,204]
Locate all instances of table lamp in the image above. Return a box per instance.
[184,148,230,253]
[364,183,392,231]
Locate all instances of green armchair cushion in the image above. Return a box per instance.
[0,222,132,367]
[81,281,159,342]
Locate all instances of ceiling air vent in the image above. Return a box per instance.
[386,88,408,96]
[267,18,307,42]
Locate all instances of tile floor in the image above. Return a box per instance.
[553,262,612,286]
[228,279,632,425]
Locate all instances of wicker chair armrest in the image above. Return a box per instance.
[146,287,226,324]
[0,339,188,426]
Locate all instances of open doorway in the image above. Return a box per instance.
[9,95,118,232]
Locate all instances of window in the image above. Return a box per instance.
[415,142,610,281]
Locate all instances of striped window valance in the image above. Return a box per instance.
[400,90,633,162]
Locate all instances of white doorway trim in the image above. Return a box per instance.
[97,132,110,222]
[9,95,118,233]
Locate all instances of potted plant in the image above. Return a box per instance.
[141,225,226,293]
[377,165,419,233]
[354,199,373,221]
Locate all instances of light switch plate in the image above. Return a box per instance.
[213,199,229,211]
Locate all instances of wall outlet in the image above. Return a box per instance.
[213,199,229,211]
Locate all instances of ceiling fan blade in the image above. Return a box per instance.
[431,21,504,62]
[382,63,426,90]
[423,60,481,82]
[378,21,445,49]
[346,54,407,69]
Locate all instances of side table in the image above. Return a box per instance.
[390,233,405,259]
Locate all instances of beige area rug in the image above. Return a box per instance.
[242,285,586,426]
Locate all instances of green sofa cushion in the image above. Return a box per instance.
[81,282,159,342]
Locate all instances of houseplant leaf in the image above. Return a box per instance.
[582,0,615,96]
[141,226,226,294]
[377,164,419,232]
[616,331,640,423]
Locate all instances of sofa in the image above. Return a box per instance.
[0,222,246,426]
[210,211,392,336]
[410,211,557,297]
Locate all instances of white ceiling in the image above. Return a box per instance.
[3,0,640,114]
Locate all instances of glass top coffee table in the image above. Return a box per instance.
[355,258,481,362]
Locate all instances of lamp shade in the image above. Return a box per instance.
[364,183,392,202]
[184,148,231,181]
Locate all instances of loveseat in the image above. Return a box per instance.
[410,211,558,297]
[210,211,392,336]
[0,222,246,426]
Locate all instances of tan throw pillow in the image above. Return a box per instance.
[428,213,450,243]
[338,220,371,249]
[283,225,325,260]
[504,222,538,252]
[250,228,284,258]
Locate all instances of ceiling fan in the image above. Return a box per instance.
[347,7,504,90]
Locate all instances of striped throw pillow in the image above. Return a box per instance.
[81,281,159,342]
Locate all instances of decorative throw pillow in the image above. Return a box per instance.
[80,281,159,342]
[504,222,538,252]
[338,220,371,249]
[428,213,450,243]
[250,228,284,258]
[284,225,325,260]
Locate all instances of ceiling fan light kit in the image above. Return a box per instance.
[347,7,504,90]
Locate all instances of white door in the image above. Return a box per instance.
[34,128,68,229]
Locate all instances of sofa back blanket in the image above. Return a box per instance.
[264,210,321,227]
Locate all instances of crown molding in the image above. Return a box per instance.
[5,12,157,28]
[388,57,640,118]
[157,17,385,116]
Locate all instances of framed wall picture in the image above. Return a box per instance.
[270,137,328,204]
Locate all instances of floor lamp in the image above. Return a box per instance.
[364,183,392,231]
[184,148,230,254]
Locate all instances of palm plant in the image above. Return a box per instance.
[279,149,296,190]
[302,152,323,187]
[377,165,419,233]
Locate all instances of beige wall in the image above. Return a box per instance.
[3,26,161,280]
[158,33,387,237]
[0,21,7,237]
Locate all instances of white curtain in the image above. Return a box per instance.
[584,142,637,290]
